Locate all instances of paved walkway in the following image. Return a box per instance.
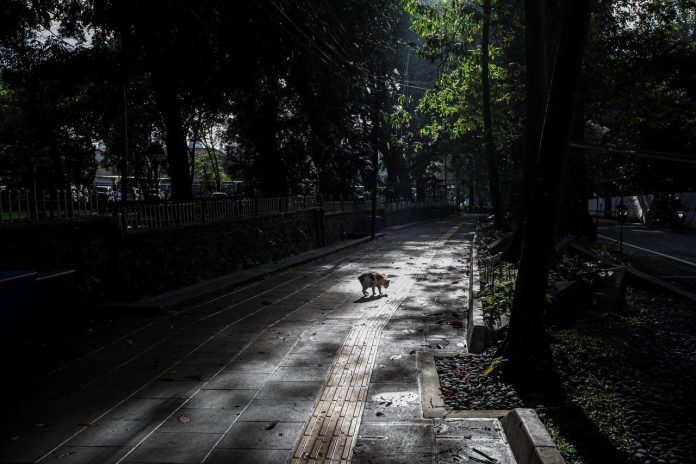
[1,217,516,463]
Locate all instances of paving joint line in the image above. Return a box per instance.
[25,237,396,390]
[34,244,392,464]
[288,224,463,463]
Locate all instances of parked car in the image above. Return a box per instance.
[209,192,228,199]
[115,187,143,202]
[143,188,165,200]
[95,185,114,202]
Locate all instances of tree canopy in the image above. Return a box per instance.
[0,0,427,200]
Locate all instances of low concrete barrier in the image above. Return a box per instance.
[467,237,489,353]
[502,408,565,464]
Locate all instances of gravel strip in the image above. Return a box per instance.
[435,286,696,464]
[435,353,524,410]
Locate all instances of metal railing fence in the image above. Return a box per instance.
[0,189,113,223]
[0,189,448,232]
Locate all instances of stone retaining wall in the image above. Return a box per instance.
[0,206,451,301]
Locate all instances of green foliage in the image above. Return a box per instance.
[552,328,636,456]
[535,407,583,464]
[393,0,525,209]
[0,0,409,197]
[479,274,516,322]
[584,0,696,193]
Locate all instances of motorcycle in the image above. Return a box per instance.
[671,210,686,233]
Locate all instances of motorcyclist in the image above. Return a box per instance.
[670,195,687,232]
[616,199,628,224]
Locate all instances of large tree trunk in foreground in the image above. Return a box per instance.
[502,0,549,261]
[501,0,592,369]
[557,95,596,237]
[481,0,503,228]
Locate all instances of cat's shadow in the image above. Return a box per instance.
[353,294,388,303]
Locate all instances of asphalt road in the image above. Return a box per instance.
[596,218,696,291]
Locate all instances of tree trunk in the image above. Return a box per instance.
[501,0,592,370]
[481,0,503,228]
[188,118,201,188]
[502,0,549,261]
[150,65,192,201]
[468,155,475,209]
[558,96,596,237]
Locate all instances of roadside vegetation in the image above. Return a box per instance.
[449,221,696,463]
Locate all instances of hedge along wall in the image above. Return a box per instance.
[111,209,322,299]
[0,205,451,301]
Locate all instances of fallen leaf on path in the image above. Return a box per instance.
[185,374,202,381]
[264,421,279,430]
[451,320,463,328]
[159,375,176,382]
[451,281,460,284]
[178,415,190,423]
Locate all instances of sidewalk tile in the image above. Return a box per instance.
[203,372,270,390]
[237,399,314,422]
[185,389,256,409]
[217,421,303,449]
[257,381,323,400]
[122,431,221,463]
[158,408,237,434]
[43,446,131,463]
[204,448,290,464]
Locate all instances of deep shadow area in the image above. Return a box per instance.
[514,284,696,464]
[514,364,634,464]
[353,294,388,303]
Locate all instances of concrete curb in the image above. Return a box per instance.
[501,408,565,464]
[416,352,565,462]
[569,243,696,304]
[467,235,489,353]
[95,232,386,313]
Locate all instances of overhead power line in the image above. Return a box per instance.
[570,142,696,165]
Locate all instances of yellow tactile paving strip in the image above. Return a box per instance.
[289,225,461,464]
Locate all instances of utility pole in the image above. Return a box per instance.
[119,24,129,203]
[371,73,380,241]
[122,85,128,202]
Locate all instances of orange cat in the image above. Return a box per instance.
[358,272,390,297]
